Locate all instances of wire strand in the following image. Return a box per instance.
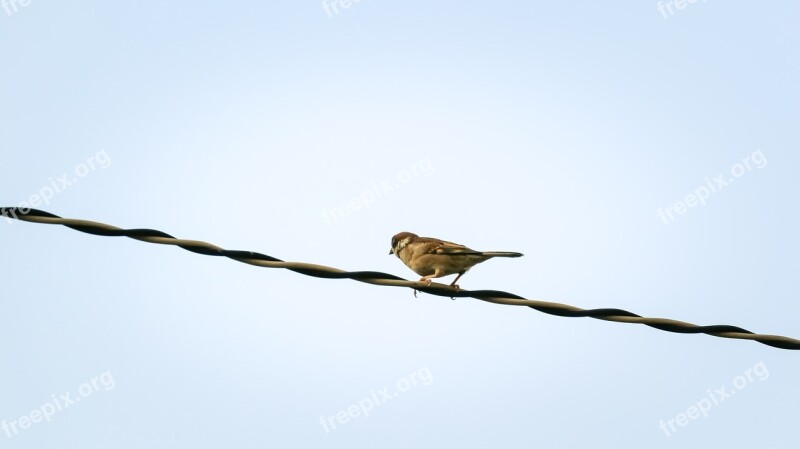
[3,207,798,351]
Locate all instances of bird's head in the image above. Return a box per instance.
[389,232,417,255]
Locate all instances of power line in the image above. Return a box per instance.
[3,207,798,351]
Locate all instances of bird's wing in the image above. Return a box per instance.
[416,237,484,256]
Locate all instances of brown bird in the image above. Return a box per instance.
[389,232,523,288]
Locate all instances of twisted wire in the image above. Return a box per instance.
[3,207,798,351]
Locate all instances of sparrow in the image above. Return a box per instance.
[389,232,523,289]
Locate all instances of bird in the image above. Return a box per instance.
[389,232,523,289]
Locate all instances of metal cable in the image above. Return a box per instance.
[3,207,798,350]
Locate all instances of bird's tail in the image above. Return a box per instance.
[481,251,523,258]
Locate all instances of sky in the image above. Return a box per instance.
[1,1,799,448]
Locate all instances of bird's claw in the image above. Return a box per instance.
[449,283,461,300]
[411,277,435,299]
[413,278,458,299]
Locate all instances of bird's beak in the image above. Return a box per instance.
[389,248,394,255]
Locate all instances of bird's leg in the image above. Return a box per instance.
[413,277,430,298]
[447,272,465,300]
[420,268,446,286]
[415,268,445,298]
[449,271,465,289]
[414,277,432,299]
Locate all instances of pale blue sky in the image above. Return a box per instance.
[1,1,799,448]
